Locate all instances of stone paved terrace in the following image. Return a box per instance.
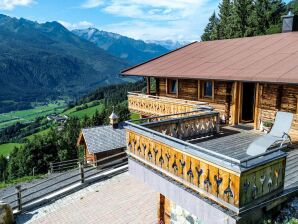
[16,172,158,224]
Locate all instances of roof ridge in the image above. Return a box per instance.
[121,41,198,75]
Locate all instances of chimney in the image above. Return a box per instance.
[282,11,298,32]
[109,107,119,129]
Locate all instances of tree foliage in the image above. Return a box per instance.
[1,81,145,181]
[201,0,288,40]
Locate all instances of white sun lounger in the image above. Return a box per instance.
[246,112,293,156]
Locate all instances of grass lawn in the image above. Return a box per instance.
[63,100,104,119]
[130,113,140,120]
[0,175,44,189]
[0,100,67,129]
[0,143,23,157]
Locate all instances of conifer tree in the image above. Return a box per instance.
[233,0,255,37]
[219,0,233,39]
[201,12,220,41]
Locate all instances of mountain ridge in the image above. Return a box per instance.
[72,28,170,65]
[0,14,129,113]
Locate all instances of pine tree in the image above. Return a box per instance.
[219,0,233,39]
[201,12,220,41]
[232,0,255,37]
[254,0,271,34]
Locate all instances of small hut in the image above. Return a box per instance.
[77,111,126,165]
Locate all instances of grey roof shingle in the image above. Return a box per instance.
[82,122,126,154]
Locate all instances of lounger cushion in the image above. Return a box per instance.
[270,112,293,137]
[246,135,283,156]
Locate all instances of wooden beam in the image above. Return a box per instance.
[157,194,166,223]
[254,83,260,130]
[198,80,201,100]
[212,80,215,101]
[156,78,160,96]
[232,81,240,125]
[166,78,168,95]
[176,79,179,98]
[146,77,151,95]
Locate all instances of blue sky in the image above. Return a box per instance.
[0,0,225,41]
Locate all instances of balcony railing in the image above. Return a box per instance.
[125,111,287,214]
[128,92,208,116]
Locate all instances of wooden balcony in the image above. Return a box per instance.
[128,92,208,116]
[125,111,287,214]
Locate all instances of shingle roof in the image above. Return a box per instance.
[81,122,126,154]
[121,32,298,84]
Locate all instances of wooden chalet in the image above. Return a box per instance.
[121,14,298,224]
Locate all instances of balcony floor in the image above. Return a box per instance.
[187,125,263,160]
[187,125,298,191]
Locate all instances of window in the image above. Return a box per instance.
[168,79,177,94]
[203,81,213,98]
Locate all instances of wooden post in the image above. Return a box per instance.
[254,83,260,130]
[197,80,201,100]
[156,78,160,96]
[216,113,220,133]
[166,78,168,95]
[158,194,165,223]
[15,185,22,212]
[49,162,53,174]
[232,82,240,125]
[146,77,151,95]
[176,79,179,98]
[79,162,85,184]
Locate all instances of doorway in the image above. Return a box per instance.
[241,82,255,123]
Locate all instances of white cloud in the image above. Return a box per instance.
[0,0,34,10]
[58,20,93,30]
[81,0,104,9]
[80,0,220,41]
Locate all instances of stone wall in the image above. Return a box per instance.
[170,202,202,224]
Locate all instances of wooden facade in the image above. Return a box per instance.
[129,78,298,138]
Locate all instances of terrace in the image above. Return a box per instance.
[127,92,208,116]
[125,111,294,215]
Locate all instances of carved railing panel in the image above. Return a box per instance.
[126,129,286,212]
[239,159,285,207]
[127,130,241,208]
[147,114,219,139]
[128,94,199,116]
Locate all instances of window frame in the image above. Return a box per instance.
[198,80,214,101]
[167,79,178,94]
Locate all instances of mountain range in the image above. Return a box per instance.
[145,40,189,51]
[72,28,169,65]
[0,14,132,112]
[0,14,184,113]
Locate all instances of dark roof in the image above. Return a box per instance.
[81,122,126,154]
[122,32,298,84]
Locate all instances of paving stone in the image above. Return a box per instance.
[15,172,158,224]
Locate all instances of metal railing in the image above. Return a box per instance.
[1,153,128,213]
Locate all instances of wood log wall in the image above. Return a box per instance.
[156,78,231,122]
[259,84,298,138]
[153,78,298,132]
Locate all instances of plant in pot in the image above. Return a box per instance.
[262,120,274,133]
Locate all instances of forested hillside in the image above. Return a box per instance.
[201,0,296,41]
[0,14,130,113]
[0,81,146,183]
